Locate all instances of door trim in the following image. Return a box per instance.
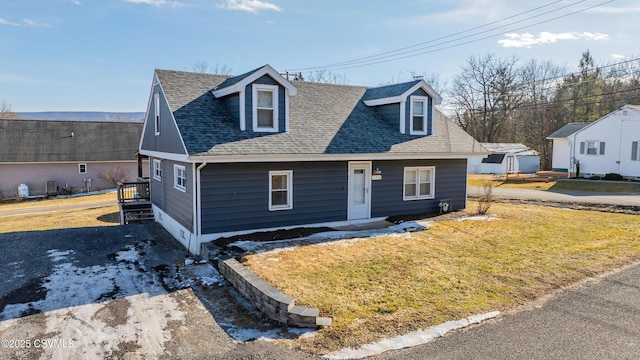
[347,161,372,221]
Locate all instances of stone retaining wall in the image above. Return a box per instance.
[217,256,332,328]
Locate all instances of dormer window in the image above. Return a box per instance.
[410,96,429,135]
[253,84,279,132]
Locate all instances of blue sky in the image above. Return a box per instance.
[1,0,639,112]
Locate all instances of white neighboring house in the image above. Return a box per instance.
[547,105,640,179]
[467,143,540,174]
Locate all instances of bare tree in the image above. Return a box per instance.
[190,60,232,75]
[0,99,16,119]
[450,54,525,143]
[98,167,131,188]
[517,59,567,169]
[303,69,350,85]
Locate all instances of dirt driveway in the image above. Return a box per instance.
[0,224,315,360]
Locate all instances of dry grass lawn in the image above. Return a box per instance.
[468,174,640,193]
[242,202,640,354]
[0,192,120,233]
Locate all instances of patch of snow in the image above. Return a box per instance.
[456,215,499,222]
[0,241,189,359]
[115,247,140,263]
[324,311,500,359]
[47,249,75,262]
[231,220,430,253]
[226,326,317,342]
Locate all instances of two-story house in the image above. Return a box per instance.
[139,65,485,254]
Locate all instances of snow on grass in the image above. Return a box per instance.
[324,311,500,359]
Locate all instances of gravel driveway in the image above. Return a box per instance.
[0,223,315,360]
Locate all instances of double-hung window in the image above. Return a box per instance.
[580,141,605,156]
[269,170,292,211]
[174,165,186,192]
[79,163,87,174]
[410,96,429,135]
[153,159,162,181]
[403,167,435,200]
[252,84,279,132]
[632,141,639,161]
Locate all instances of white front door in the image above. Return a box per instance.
[348,162,371,220]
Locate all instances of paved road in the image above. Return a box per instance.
[376,261,640,359]
[469,186,640,206]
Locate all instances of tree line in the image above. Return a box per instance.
[448,50,640,170]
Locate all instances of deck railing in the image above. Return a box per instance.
[117,181,150,203]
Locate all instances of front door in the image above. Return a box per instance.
[348,162,371,220]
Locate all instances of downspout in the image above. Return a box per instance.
[568,139,572,179]
[195,161,207,242]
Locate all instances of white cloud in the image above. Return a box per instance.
[0,18,22,26]
[22,18,51,27]
[587,5,640,14]
[0,18,52,27]
[499,32,609,48]
[219,0,282,13]
[610,54,626,59]
[124,0,182,7]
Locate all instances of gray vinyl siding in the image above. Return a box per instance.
[149,157,165,208]
[200,162,347,234]
[224,93,241,123]
[140,85,187,155]
[377,103,400,129]
[244,75,286,133]
[371,159,467,217]
[150,158,193,231]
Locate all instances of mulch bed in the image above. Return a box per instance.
[213,210,460,249]
[213,227,336,248]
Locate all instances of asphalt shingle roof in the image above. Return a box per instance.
[361,80,422,101]
[0,119,142,162]
[547,122,590,138]
[154,69,484,157]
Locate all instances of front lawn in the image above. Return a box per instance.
[242,202,640,354]
[468,174,640,193]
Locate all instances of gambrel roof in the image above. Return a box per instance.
[152,68,483,158]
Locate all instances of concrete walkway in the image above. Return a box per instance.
[468,186,640,206]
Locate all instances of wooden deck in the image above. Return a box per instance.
[117,181,153,224]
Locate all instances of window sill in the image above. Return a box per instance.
[403,196,434,201]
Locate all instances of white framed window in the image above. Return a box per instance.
[403,166,435,200]
[580,141,605,156]
[269,170,292,211]
[174,165,186,192]
[78,163,87,174]
[252,84,279,132]
[153,159,162,181]
[631,141,639,161]
[409,96,429,135]
[154,93,160,136]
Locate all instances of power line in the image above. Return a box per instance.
[287,0,613,73]
[288,0,567,71]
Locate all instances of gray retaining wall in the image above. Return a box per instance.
[217,256,332,328]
